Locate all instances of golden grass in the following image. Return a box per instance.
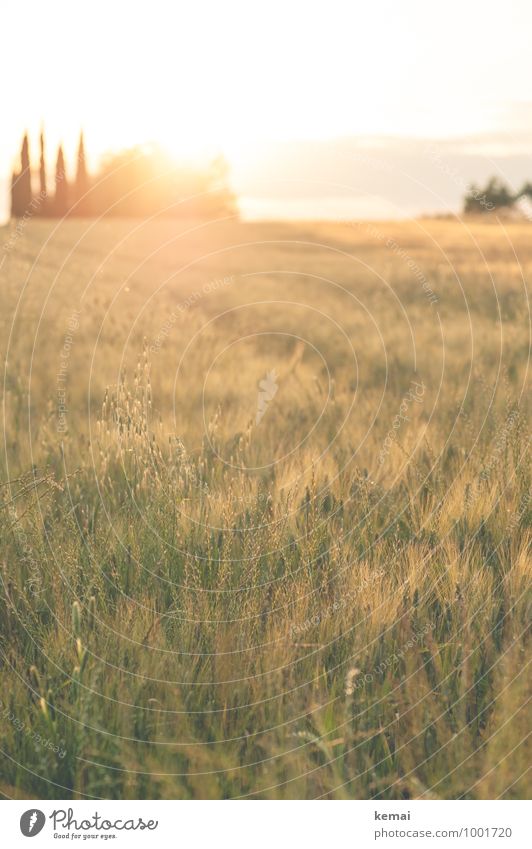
[0,215,529,798]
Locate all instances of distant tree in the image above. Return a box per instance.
[485,177,514,209]
[464,177,514,214]
[517,181,532,200]
[20,134,33,209]
[38,130,48,215]
[54,145,69,216]
[10,170,22,218]
[73,130,90,214]
[10,133,33,217]
[9,131,237,220]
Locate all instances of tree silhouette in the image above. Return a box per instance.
[517,181,532,200]
[10,170,21,218]
[38,130,47,215]
[54,145,69,216]
[73,130,90,214]
[8,130,238,220]
[20,134,32,208]
[464,177,514,214]
[10,133,33,217]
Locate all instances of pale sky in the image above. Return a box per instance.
[2,0,532,218]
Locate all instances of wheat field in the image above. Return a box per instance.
[0,215,529,799]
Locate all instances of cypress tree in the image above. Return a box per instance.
[38,130,47,215]
[54,145,69,216]
[10,133,33,217]
[20,133,33,209]
[10,170,21,218]
[74,131,89,214]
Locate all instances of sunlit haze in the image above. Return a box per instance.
[2,0,532,219]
